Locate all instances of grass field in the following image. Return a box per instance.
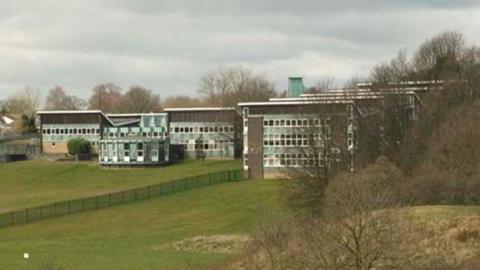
[0,180,280,270]
[0,159,241,213]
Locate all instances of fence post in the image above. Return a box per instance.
[68,200,72,213]
[95,196,99,209]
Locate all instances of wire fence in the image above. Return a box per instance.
[0,169,244,229]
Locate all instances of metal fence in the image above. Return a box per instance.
[0,169,244,229]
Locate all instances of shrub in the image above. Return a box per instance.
[67,138,91,159]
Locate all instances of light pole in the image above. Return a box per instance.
[23,253,29,270]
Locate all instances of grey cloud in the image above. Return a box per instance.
[0,0,479,100]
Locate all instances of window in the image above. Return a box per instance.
[199,127,204,132]
[174,127,179,133]
[42,129,47,134]
[60,129,64,134]
[96,129,100,134]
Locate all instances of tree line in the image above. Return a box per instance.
[0,66,277,118]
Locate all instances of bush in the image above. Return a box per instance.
[67,138,91,159]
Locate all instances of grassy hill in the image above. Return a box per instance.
[0,179,280,270]
[0,159,241,213]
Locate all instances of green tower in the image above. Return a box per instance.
[287,77,304,97]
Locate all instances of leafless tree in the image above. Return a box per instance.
[198,66,276,107]
[88,83,123,113]
[304,77,337,93]
[121,86,161,113]
[161,95,204,108]
[44,86,86,110]
[4,85,41,115]
[281,110,341,216]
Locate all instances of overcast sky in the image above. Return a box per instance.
[1,0,480,101]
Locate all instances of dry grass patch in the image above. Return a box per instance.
[153,234,252,254]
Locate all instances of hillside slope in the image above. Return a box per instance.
[0,159,241,212]
[0,180,279,270]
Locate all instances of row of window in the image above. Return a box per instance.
[263,153,326,167]
[263,118,331,127]
[170,126,234,134]
[177,139,233,151]
[43,128,99,135]
[263,133,331,147]
[105,131,166,139]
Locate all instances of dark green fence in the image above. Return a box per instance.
[0,169,244,229]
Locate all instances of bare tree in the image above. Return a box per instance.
[121,86,161,113]
[44,86,86,110]
[413,31,465,80]
[88,83,123,113]
[4,85,41,115]
[198,66,276,107]
[161,95,204,108]
[304,77,337,93]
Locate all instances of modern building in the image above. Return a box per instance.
[165,107,241,159]
[37,110,114,154]
[99,113,169,165]
[239,77,436,179]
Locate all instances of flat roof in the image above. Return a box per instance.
[36,110,115,126]
[36,110,103,114]
[238,100,354,107]
[164,107,236,112]
[107,112,167,117]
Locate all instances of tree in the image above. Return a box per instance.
[304,77,337,93]
[194,136,206,162]
[4,85,41,115]
[413,31,465,80]
[67,138,91,160]
[121,86,161,113]
[88,83,123,113]
[20,114,37,133]
[44,86,86,110]
[283,114,336,215]
[161,95,204,108]
[198,66,277,107]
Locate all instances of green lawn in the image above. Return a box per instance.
[0,180,279,270]
[0,159,241,212]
